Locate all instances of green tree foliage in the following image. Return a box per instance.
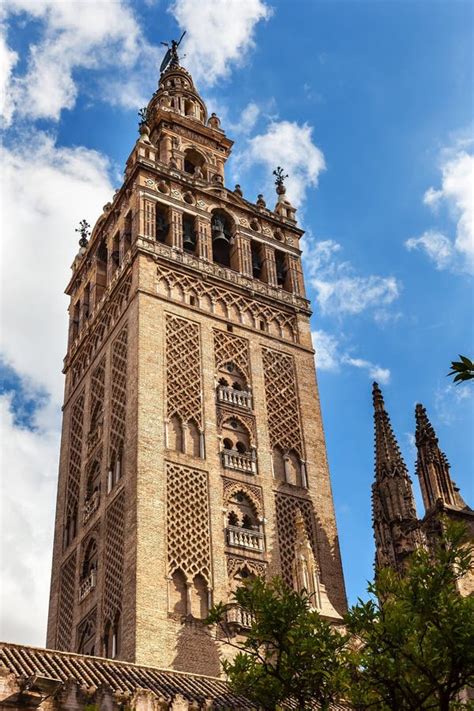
[448,356,474,384]
[346,521,474,710]
[206,577,348,711]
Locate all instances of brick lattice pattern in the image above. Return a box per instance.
[213,329,251,382]
[65,392,85,526]
[110,325,128,460]
[166,462,211,584]
[56,552,77,650]
[157,263,297,340]
[262,347,303,456]
[165,314,202,428]
[275,493,318,586]
[104,490,125,622]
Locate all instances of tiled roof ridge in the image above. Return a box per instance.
[0,641,225,683]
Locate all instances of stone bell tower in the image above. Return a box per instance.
[46,45,347,676]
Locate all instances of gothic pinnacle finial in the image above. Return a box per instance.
[415,403,438,446]
[273,166,288,195]
[75,219,91,249]
[372,381,385,413]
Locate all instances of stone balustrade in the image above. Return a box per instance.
[83,491,100,524]
[226,525,264,551]
[79,570,96,602]
[225,604,254,629]
[221,448,256,474]
[217,385,252,410]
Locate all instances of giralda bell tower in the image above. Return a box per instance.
[46,43,347,676]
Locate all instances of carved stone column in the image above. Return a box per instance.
[170,208,183,251]
[141,197,156,239]
[196,216,212,261]
[160,133,172,164]
[287,254,305,296]
[232,233,252,277]
[261,244,278,286]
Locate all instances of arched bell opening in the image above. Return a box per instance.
[275,249,291,291]
[182,213,197,254]
[251,240,264,280]
[211,209,235,268]
[183,148,206,178]
[156,203,170,244]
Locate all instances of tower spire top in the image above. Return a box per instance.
[371,383,420,573]
[415,402,468,511]
[372,382,408,478]
[160,31,186,74]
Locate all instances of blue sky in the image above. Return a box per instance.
[1,0,473,644]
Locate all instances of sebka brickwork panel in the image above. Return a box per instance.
[56,552,77,650]
[110,325,128,461]
[104,490,125,622]
[65,392,85,531]
[165,314,203,428]
[275,492,318,586]
[166,462,211,584]
[262,347,303,457]
[213,329,251,382]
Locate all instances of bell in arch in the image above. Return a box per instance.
[182,216,197,252]
[211,214,231,246]
[156,212,169,242]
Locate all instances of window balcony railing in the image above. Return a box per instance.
[217,385,252,410]
[79,569,96,602]
[221,448,256,474]
[227,525,264,552]
[83,491,100,524]
[225,604,253,630]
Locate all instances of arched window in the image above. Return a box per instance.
[168,414,183,452]
[86,460,101,499]
[286,450,302,487]
[182,213,197,253]
[190,574,208,619]
[227,491,259,530]
[187,419,201,457]
[78,618,96,656]
[211,210,234,267]
[236,441,247,454]
[272,446,286,483]
[251,240,263,280]
[223,437,234,450]
[275,249,289,290]
[156,204,169,243]
[81,538,98,581]
[169,569,187,616]
[104,613,120,659]
[183,148,205,177]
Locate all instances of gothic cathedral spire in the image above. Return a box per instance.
[415,403,469,512]
[372,382,420,573]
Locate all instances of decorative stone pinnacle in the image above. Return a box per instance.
[372,381,385,412]
[75,219,91,248]
[273,166,288,195]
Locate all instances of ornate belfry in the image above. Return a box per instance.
[372,383,473,590]
[46,44,347,675]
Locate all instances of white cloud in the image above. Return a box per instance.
[434,382,472,426]
[0,394,59,646]
[2,1,150,123]
[406,146,474,274]
[0,27,18,124]
[0,131,114,404]
[237,120,326,207]
[0,131,114,646]
[236,101,260,134]
[405,230,455,271]
[304,238,400,317]
[312,329,339,371]
[311,330,391,383]
[342,357,391,384]
[170,0,272,86]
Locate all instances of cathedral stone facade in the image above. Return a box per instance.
[371,382,474,595]
[34,47,348,687]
